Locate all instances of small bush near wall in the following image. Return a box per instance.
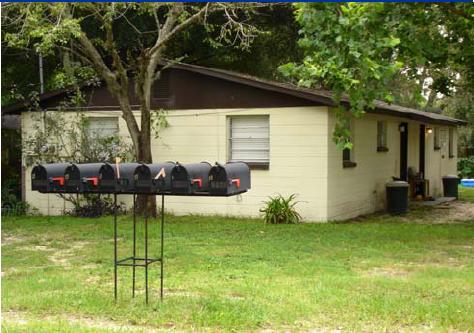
[66,194,126,218]
[1,180,36,216]
[458,156,474,179]
[260,194,302,224]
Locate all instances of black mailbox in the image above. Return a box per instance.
[98,162,141,193]
[64,163,104,193]
[97,163,116,193]
[31,163,70,193]
[209,162,251,196]
[134,162,175,194]
[171,162,211,194]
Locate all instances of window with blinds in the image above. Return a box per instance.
[87,117,119,138]
[229,115,269,167]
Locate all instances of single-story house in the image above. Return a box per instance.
[5,62,466,221]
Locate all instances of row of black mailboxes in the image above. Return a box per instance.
[31,161,250,196]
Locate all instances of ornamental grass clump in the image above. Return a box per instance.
[260,194,302,224]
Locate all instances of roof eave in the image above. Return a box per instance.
[368,107,467,126]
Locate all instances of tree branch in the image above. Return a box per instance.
[149,3,211,57]
[436,3,473,21]
[77,31,141,153]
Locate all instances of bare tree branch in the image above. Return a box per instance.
[149,3,211,57]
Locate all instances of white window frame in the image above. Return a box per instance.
[228,115,270,168]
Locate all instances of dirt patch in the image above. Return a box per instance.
[2,311,29,325]
[434,201,474,221]
[16,240,90,269]
[1,267,19,277]
[227,292,246,301]
[163,288,201,298]
[82,263,99,269]
[260,325,342,333]
[48,240,90,268]
[2,310,164,332]
[361,258,466,278]
[455,244,474,251]
[33,245,51,251]
[405,201,474,224]
[2,234,27,245]
[362,265,411,278]
[85,275,102,285]
[416,256,466,269]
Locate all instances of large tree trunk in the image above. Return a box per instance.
[136,120,157,217]
[69,3,220,218]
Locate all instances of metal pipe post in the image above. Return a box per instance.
[113,193,118,301]
[144,201,149,305]
[160,195,164,300]
[132,194,136,298]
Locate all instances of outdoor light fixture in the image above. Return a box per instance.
[426,127,433,134]
[399,124,406,132]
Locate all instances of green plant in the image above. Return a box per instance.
[1,180,30,216]
[63,194,126,218]
[260,194,302,224]
[23,112,134,166]
[458,156,474,179]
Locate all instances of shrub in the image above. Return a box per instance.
[458,156,474,179]
[68,194,126,218]
[1,180,31,216]
[260,194,302,224]
[1,200,31,216]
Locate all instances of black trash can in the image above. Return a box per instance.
[386,181,409,215]
[442,175,459,199]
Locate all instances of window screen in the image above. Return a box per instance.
[229,116,269,165]
[87,117,119,138]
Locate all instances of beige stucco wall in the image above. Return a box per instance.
[425,125,458,197]
[326,112,458,221]
[151,107,330,221]
[22,107,330,221]
[22,107,458,221]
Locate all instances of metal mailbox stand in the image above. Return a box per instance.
[113,194,164,304]
[32,162,250,306]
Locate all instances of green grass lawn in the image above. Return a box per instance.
[2,188,474,332]
[460,185,474,202]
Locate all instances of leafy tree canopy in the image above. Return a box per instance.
[280,3,474,149]
[1,4,299,107]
